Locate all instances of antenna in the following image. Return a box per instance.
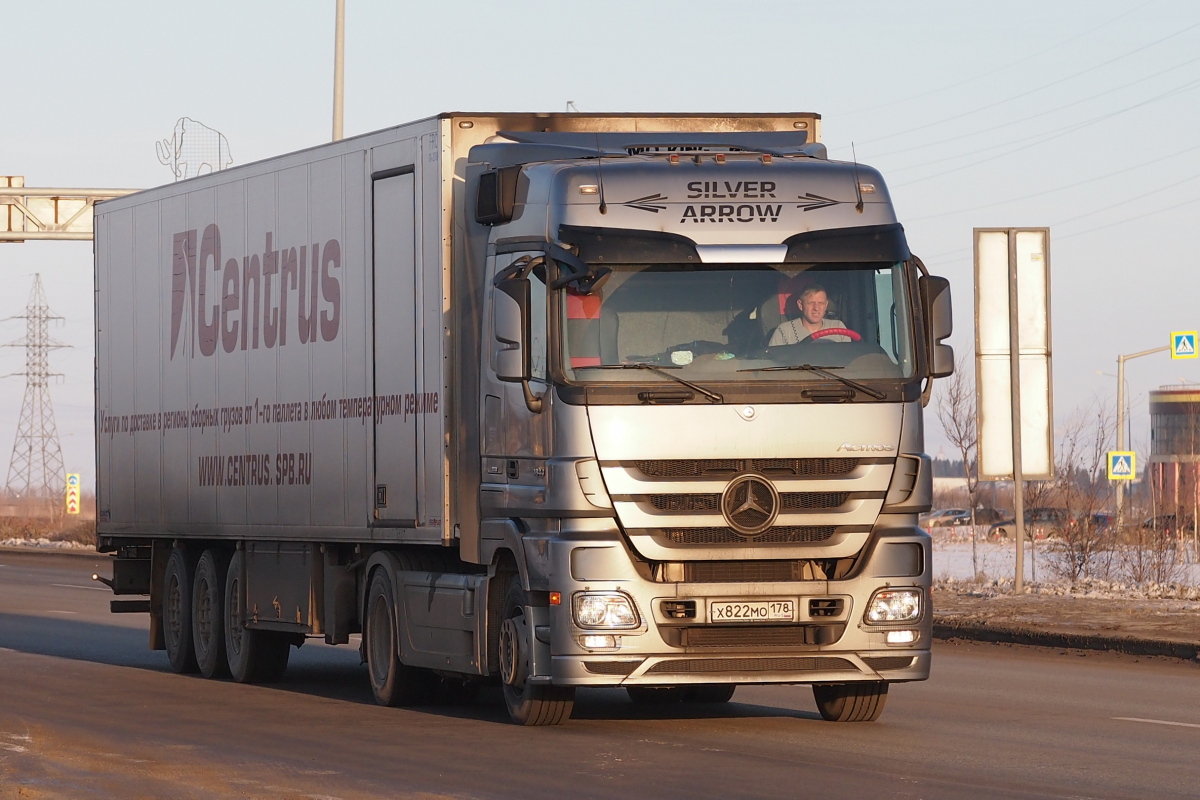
[595,132,607,215]
[565,100,580,112]
[851,142,864,214]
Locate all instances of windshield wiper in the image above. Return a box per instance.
[587,362,724,404]
[737,363,886,400]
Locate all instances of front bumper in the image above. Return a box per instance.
[542,526,932,687]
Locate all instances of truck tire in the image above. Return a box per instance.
[163,545,199,674]
[192,548,231,679]
[364,569,434,706]
[812,681,888,722]
[498,578,574,725]
[223,550,292,683]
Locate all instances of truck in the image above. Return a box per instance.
[93,112,954,725]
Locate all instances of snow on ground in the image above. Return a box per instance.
[0,537,95,551]
[932,532,1200,599]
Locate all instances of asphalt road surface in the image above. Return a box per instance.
[1,549,1197,800]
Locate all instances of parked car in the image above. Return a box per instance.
[946,507,1010,527]
[1071,512,1115,537]
[920,508,968,527]
[987,507,1068,541]
[1141,514,1196,536]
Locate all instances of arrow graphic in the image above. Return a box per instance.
[796,193,843,212]
[621,193,668,213]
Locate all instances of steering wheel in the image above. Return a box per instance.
[809,327,862,342]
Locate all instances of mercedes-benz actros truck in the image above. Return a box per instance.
[93,112,954,725]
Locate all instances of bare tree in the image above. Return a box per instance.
[935,354,981,578]
[1048,401,1116,582]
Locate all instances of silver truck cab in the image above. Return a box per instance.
[464,129,953,722]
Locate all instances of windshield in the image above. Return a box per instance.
[561,262,916,384]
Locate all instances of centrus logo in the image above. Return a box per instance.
[837,443,896,452]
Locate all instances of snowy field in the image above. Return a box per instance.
[932,530,1200,597]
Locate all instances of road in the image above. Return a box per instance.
[1,549,1197,800]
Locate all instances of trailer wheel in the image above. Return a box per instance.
[224,550,291,683]
[812,681,888,722]
[192,549,231,679]
[364,570,434,706]
[163,545,199,674]
[498,578,574,725]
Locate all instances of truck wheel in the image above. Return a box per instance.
[192,548,231,679]
[498,578,574,725]
[163,545,199,674]
[223,550,292,683]
[364,570,434,706]
[812,682,888,722]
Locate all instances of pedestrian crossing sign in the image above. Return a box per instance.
[1171,331,1197,359]
[1107,452,1136,480]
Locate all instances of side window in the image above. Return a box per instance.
[875,270,898,362]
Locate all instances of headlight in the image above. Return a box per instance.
[864,588,922,624]
[572,592,640,629]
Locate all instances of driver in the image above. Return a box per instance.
[769,284,850,345]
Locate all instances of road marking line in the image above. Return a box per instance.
[46,610,77,615]
[50,583,108,592]
[1114,717,1200,730]
[0,743,27,753]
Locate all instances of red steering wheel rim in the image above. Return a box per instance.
[809,327,862,342]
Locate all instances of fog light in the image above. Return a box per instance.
[886,630,916,644]
[581,634,618,649]
[573,592,640,629]
[865,588,922,623]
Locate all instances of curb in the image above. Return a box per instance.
[934,619,1200,662]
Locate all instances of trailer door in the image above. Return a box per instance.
[371,169,418,525]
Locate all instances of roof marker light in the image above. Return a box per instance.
[579,185,599,195]
[859,183,877,194]
[668,154,680,164]
[761,154,773,164]
[714,153,726,165]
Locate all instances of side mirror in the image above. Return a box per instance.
[493,277,544,413]
[494,278,530,382]
[919,275,954,379]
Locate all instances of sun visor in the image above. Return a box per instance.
[783,223,910,263]
[558,225,701,264]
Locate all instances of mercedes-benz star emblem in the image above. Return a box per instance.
[721,474,780,537]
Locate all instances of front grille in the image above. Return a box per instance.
[808,598,845,617]
[646,492,850,514]
[584,660,643,676]
[648,494,721,512]
[685,561,796,582]
[662,526,838,545]
[682,624,845,648]
[647,656,857,674]
[863,656,916,671]
[635,458,860,479]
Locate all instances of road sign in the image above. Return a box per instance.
[1107,452,1136,480]
[65,472,80,515]
[1171,331,1197,360]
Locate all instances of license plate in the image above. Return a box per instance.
[709,599,795,622]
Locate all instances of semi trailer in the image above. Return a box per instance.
[93,112,954,725]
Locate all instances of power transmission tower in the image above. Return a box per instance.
[4,274,68,509]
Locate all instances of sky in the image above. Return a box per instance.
[3,0,1199,489]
